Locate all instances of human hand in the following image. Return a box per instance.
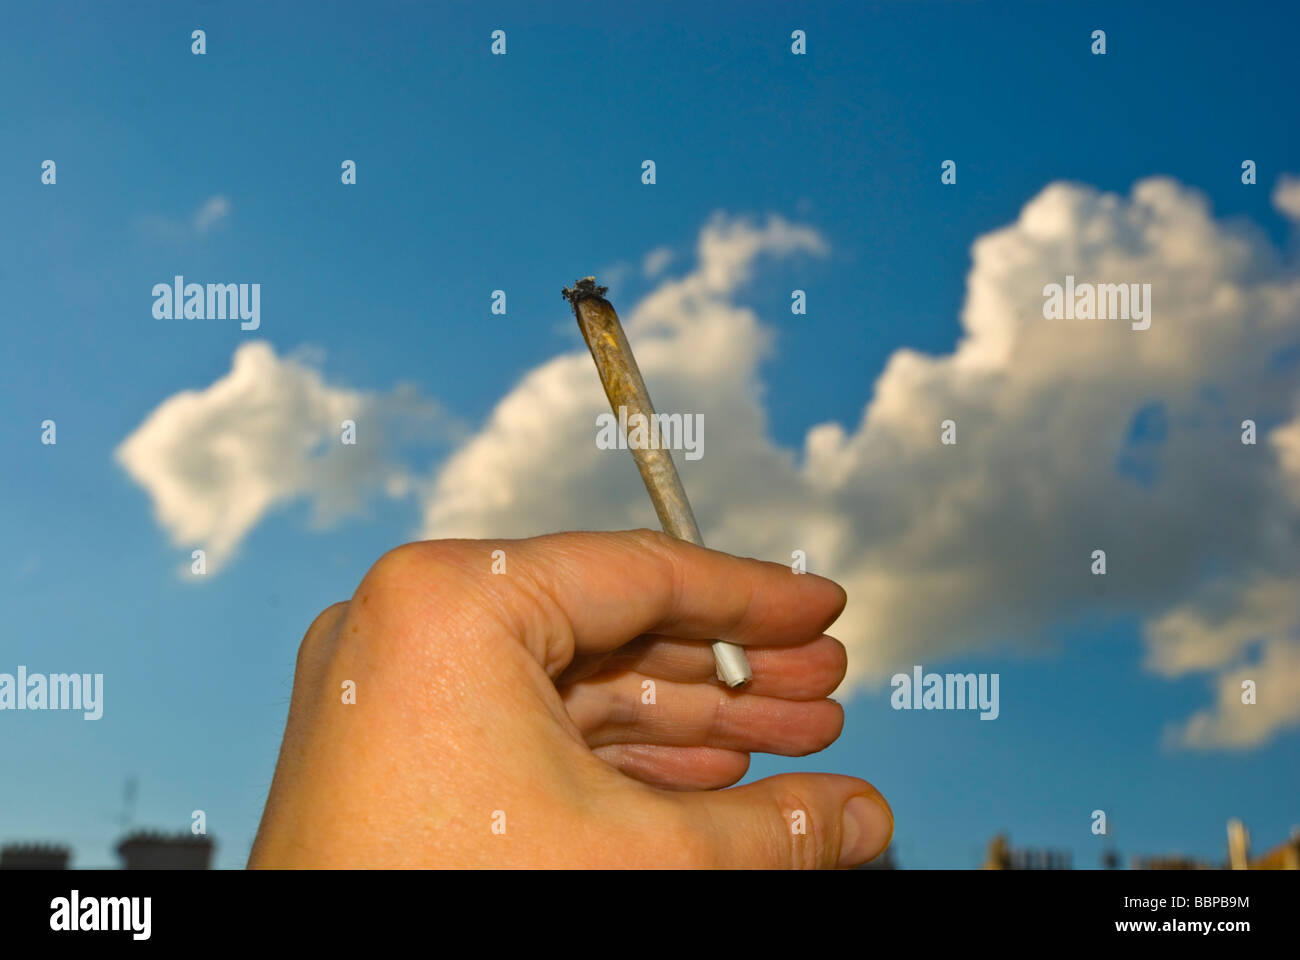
[248,530,892,868]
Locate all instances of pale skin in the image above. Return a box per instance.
[248,530,893,868]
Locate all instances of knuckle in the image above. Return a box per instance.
[624,528,684,570]
[295,601,347,676]
[356,540,481,609]
[363,541,441,591]
[305,601,348,640]
[772,785,833,870]
[350,540,528,664]
[346,541,480,654]
[625,527,674,549]
[622,528,687,605]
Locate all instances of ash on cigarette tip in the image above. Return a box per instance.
[561,276,609,304]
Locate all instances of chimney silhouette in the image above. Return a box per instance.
[116,831,214,869]
[0,843,70,870]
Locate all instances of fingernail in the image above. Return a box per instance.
[838,793,894,867]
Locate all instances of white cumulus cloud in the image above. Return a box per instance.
[116,342,451,574]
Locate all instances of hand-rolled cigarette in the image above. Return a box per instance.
[564,276,754,689]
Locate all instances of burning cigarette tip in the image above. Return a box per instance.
[562,276,609,306]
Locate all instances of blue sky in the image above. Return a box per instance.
[2,0,1298,868]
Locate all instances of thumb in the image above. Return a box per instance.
[675,773,894,869]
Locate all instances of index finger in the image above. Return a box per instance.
[510,529,847,657]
